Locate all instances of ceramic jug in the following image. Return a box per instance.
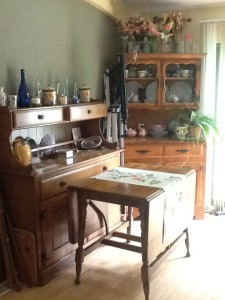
[13,139,32,166]
[138,123,148,137]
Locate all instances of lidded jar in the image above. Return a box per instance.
[79,84,91,102]
[42,85,56,106]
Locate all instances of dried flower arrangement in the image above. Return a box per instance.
[118,12,192,41]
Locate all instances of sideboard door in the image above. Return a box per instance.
[41,193,76,268]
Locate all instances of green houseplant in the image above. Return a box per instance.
[187,110,219,143]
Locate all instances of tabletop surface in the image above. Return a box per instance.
[68,163,195,204]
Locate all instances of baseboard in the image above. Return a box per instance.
[0,281,10,296]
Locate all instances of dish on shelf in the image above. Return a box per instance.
[149,130,169,138]
[145,81,157,103]
[136,63,148,72]
[126,81,144,102]
[25,137,38,157]
[13,136,25,141]
[165,85,170,101]
[149,124,167,132]
[40,134,55,155]
[81,136,102,150]
[25,137,37,149]
[169,81,192,102]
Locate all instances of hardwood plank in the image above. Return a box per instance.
[1,216,225,300]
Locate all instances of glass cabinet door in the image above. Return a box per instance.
[125,60,160,106]
[161,61,200,108]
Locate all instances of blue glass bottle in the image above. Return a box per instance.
[18,69,30,107]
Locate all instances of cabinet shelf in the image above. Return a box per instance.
[127,103,198,110]
[165,77,195,80]
[30,140,77,152]
[125,77,157,81]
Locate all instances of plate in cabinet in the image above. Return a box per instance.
[126,81,143,102]
[170,81,192,101]
[145,81,157,103]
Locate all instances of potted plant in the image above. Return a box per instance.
[187,110,219,143]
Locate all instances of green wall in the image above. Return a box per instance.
[0,0,120,99]
[0,0,120,284]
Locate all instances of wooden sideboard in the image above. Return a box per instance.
[0,103,123,286]
[124,137,206,220]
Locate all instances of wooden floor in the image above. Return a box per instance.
[1,215,225,300]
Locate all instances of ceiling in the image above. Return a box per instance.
[123,0,225,13]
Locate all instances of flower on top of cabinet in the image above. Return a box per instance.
[152,12,192,39]
[117,12,192,43]
[117,16,162,42]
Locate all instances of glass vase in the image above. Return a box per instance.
[160,38,170,53]
[18,69,30,107]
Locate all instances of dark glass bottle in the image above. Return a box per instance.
[18,69,30,107]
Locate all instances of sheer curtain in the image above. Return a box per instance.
[201,21,225,213]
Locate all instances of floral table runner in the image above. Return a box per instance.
[92,167,191,244]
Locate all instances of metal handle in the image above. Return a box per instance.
[37,114,44,120]
[59,181,67,187]
[87,109,93,114]
[176,149,189,153]
[135,150,150,154]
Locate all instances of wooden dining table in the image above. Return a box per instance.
[67,163,196,300]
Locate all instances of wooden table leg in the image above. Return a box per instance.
[139,205,150,300]
[75,191,88,285]
[184,228,191,257]
[126,206,133,243]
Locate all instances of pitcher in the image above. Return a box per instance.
[13,139,32,166]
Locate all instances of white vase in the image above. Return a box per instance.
[0,87,7,106]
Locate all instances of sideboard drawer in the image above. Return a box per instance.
[65,103,107,121]
[125,145,163,159]
[164,144,202,157]
[12,107,64,128]
[40,156,120,200]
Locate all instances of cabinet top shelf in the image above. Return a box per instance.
[122,53,206,60]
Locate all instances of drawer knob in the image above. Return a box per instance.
[59,181,67,187]
[37,114,44,120]
[103,166,108,171]
[87,109,93,114]
[135,150,150,154]
[176,149,189,153]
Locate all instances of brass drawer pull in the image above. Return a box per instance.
[59,181,67,187]
[87,109,93,114]
[37,114,44,120]
[135,150,150,154]
[176,149,189,153]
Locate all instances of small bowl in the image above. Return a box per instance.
[137,71,148,78]
[169,94,179,103]
[150,124,166,132]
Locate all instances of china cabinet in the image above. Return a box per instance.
[123,53,206,220]
[0,103,123,286]
[125,53,203,108]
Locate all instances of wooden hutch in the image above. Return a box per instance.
[0,103,123,286]
[123,53,206,220]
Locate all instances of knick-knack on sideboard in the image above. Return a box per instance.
[0,87,7,106]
